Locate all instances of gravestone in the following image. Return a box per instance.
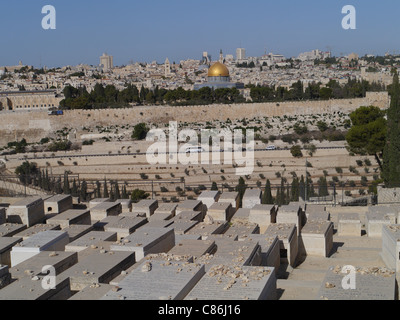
[176,200,205,217]
[224,221,260,239]
[265,223,298,267]
[207,202,233,222]
[169,239,216,260]
[65,231,117,253]
[249,204,276,233]
[131,200,158,218]
[90,202,122,221]
[102,260,205,300]
[276,204,303,235]
[231,208,251,223]
[186,265,276,300]
[245,235,280,270]
[63,224,94,242]
[44,194,73,217]
[104,216,148,240]
[0,237,23,267]
[7,197,45,227]
[10,231,69,267]
[381,225,400,272]
[197,191,221,209]
[89,198,110,209]
[115,199,132,213]
[0,223,27,237]
[299,221,334,257]
[46,209,91,229]
[170,220,199,235]
[365,211,391,238]
[13,223,61,240]
[69,284,114,300]
[338,213,362,237]
[242,189,261,209]
[0,265,11,289]
[185,222,228,238]
[218,192,239,211]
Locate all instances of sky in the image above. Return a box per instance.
[0,0,399,68]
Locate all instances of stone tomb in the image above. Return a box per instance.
[173,210,203,222]
[153,203,178,219]
[307,211,330,222]
[276,204,304,235]
[115,199,132,213]
[224,221,260,239]
[90,202,122,221]
[231,208,250,223]
[299,221,334,257]
[381,225,400,272]
[365,211,392,238]
[7,196,45,227]
[317,265,396,300]
[176,200,205,217]
[0,273,71,300]
[170,219,199,235]
[186,265,277,300]
[168,239,216,260]
[368,206,397,224]
[102,260,205,300]
[131,199,158,218]
[89,198,110,209]
[338,213,362,237]
[69,284,114,300]
[244,235,280,270]
[197,191,221,209]
[65,231,117,253]
[10,231,69,267]
[104,216,148,240]
[63,224,94,242]
[13,223,61,240]
[207,202,233,222]
[59,249,135,291]
[218,191,239,211]
[46,209,91,229]
[185,222,228,238]
[249,204,276,233]
[9,251,78,281]
[0,237,23,267]
[110,226,175,261]
[0,223,27,237]
[265,224,298,267]
[44,194,73,217]
[242,189,261,209]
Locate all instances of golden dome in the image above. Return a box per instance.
[208,62,230,77]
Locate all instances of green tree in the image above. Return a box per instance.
[235,177,247,208]
[132,123,149,140]
[131,189,150,203]
[15,161,38,185]
[383,71,400,187]
[346,106,386,170]
[103,179,109,198]
[211,182,218,191]
[290,145,303,158]
[262,179,274,204]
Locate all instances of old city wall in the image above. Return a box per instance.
[0,92,390,146]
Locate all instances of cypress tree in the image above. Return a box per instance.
[80,180,88,201]
[291,177,300,201]
[235,177,247,208]
[115,182,121,200]
[262,179,274,204]
[103,179,109,198]
[71,179,78,197]
[63,172,71,194]
[383,71,400,187]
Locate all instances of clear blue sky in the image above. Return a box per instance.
[0,0,399,68]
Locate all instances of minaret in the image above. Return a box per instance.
[219,49,224,63]
[165,58,171,77]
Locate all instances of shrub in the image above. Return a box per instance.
[290,145,303,158]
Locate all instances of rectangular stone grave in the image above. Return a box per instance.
[153,203,177,218]
[7,197,44,227]
[207,202,233,222]
[10,231,69,267]
[69,284,114,300]
[176,200,205,216]
[317,265,396,300]
[170,220,199,235]
[265,223,298,267]
[186,265,276,300]
[0,273,71,300]
[305,204,326,214]
[90,202,122,221]
[338,213,362,237]
[249,204,276,233]
[46,209,91,229]
[0,208,6,225]
[148,212,174,222]
[57,249,135,291]
[63,224,94,242]
[185,222,228,238]
[175,234,202,243]
[224,221,260,239]
[368,206,397,224]
[276,205,303,235]
[299,221,334,257]
[102,260,205,300]
[65,231,117,253]
[104,216,148,240]
[231,208,250,223]
[197,191,221,209]
[173,210,203,222]
[131,199,158,218]
[245,235,280,270]
[307,211,331,222]
[115,199,132,213]
[0,265,11,289]
[44,194,73,217]
[0,223,27,237]
[13,223,61,240]
[89,198,110,209]
[169,239,216,260]
[144,219,174,229]
[93,216,124,231]
[242,189,261,209]
[0,237,23,267]
[9,251,78,280]
[381,225,400,272]
[218,192,239,210]
[110,227,175,261]
[366,211,391,238]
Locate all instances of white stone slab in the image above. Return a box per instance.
[65,231,117,252]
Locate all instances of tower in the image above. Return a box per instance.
[165,58,171,77]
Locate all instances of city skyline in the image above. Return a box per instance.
[1,0,399,68]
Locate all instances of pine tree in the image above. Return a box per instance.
[211,182,218,191]
[291,177,300,201]
[122,185,128,199]
[95,181,101,198]
[80,180,88,201]
[63,172,71,194]
[71,179,79,197]
[262,179,274,204]
[103,179,109,198]
[114,182,121,200]
[383,71,400,187]
[235,177,247,208]
[299,175,305,200]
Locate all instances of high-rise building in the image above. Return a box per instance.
[236,48,246,61]
[100,53,113,71]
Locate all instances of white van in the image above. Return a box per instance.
[266,145,276,151]
[185,146,204,154]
